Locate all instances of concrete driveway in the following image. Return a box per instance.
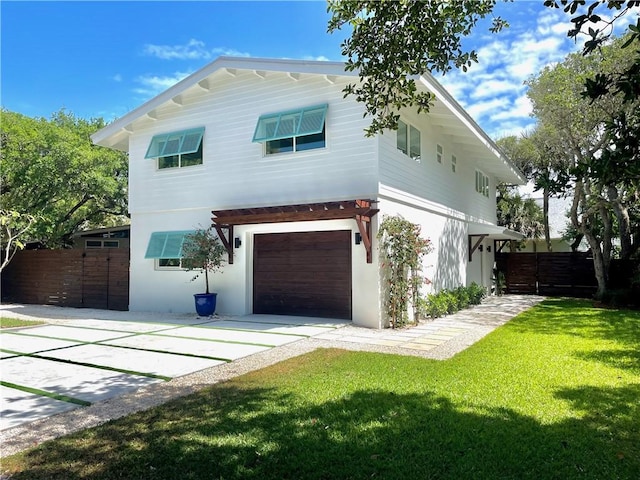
[0,305,347,431]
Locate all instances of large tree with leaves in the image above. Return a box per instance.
[327,0,507,136]
[0,110,128,264]
[526,35,639,297]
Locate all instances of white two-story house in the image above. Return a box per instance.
[92,56,524,328]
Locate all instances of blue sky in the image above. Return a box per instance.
[1,1,637,140]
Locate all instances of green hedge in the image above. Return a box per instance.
[418,282,487,320]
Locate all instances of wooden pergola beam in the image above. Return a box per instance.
[214,224,234,264]
[211,199,379,263]
[213,206,377,226]
[468,234,487,262]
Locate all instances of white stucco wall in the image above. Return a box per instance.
[130,213,382,328]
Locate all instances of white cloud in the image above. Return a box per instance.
[303,55,331,62]
[134,71,193,98]
[470,79,522,100]
[490,95,532,121]
[142,39,250,60]
[436,5,594,139]
[465,98,506,121]
[112,74,123,82]
[143,39,210,60]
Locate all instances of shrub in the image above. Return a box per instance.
[453,286,470,310]
[423,293,449,319]
[419,283,487,321]
[467,282,487,305]
[443,291,459,314]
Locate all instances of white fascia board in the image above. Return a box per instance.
[417,72,525,185]
[91,56,354,148]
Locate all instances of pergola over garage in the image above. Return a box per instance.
[211,200,378,320]
[211,199,379,264]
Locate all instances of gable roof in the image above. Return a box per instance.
[92,56,524,184]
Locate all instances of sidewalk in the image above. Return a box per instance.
[310,294,545,359]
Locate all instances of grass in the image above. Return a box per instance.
[0,317,44,328]
[2,298,639,479]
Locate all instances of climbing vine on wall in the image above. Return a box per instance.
[377,215,432,328]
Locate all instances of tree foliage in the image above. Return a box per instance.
[496,185,545,250]
[0,109,128,252]
[544,0,640,102]
[526,35,640,297]
[181,227,227,295]
[327,0,507,136]
[497,128,572,252]
[0,210,36,272]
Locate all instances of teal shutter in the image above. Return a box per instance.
[252,104,328,142]
[145,127,205,159]
[144,231,196,259]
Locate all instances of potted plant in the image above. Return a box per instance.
[181,226,227,316]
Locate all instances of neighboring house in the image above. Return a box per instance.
[92,56,524,328]
[71,225,131,250]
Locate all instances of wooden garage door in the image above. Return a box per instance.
[253,231,352,319]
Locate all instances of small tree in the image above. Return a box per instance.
[0,210,36,272]
[181,227,227,294]
[377,215,432,328]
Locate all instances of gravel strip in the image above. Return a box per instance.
[0,295,544,458]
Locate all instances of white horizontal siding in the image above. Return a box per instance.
[128,71,378,214]
[378,109,497,223]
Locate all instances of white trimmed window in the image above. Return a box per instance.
[253,104,327,155]
[451,155,457,173]
[475,170,489,197]
[397,120,421,161]
[436,144,443,163]
[145,127,204,169]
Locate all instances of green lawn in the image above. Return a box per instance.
[2,298,639,479]
[0,317,44,328]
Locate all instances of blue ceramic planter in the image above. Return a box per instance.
[194,293,217,316]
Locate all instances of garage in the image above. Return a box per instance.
[253,231,352,319]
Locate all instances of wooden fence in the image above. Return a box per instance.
[1,249,129,310]
[495,252,598,297]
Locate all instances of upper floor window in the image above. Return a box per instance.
[397,120,421,161]
[436,144,443,164]
[451,155,457,173]
[253,104,327,155]
[145,127,205,169]
[475,170,489,197]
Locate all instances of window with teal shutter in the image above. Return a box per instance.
[253,104,328,154]
[145,127,205,169]
[145,231,196,259]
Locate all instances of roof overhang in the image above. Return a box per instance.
[468,223,524,240]
[91,56,354,151]
[467,222,524,261]
[211,199,379,264]
[416,74,525,185]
